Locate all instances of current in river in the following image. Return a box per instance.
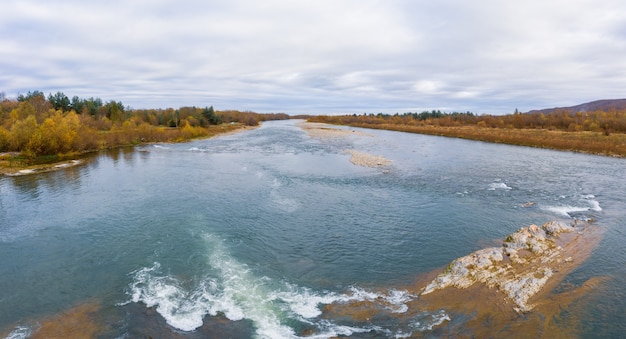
[0,120,625,338]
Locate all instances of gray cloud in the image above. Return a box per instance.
[1,0,625,114]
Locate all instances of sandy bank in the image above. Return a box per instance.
[212,123,260,138]
[1,159,85,177]
[344,149,392,167]
[299,121,392,168]
[298,121,371,138]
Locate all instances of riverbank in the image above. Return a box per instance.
[0,123,256,177]
[308,119,626,158]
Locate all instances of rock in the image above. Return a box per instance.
[501,268,553,312]
[542,220,574,236]
[421,221,582,312]
[422,247,503,294]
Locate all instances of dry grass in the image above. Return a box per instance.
[342,123,626,157]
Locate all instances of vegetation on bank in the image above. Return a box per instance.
[309,110,626,157]
[0,90,288,166]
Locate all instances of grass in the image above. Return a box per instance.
[329,122,626,157]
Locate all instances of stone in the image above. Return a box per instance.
[421,221,580,312]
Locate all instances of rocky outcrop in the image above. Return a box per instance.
[421,221,576,312]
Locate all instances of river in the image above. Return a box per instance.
[1,120,624,338]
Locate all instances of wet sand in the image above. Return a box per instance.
[0,302,102,339]
[2,301,256,339]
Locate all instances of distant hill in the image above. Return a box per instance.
[528,99,626,114]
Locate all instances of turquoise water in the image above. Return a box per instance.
[1,120,624,338]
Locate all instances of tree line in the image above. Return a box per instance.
[308,109,626,157]
[0,91,288,158]
[311,109,626,135]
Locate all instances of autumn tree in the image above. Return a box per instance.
[17,91,50,122]
[9,115,38,151]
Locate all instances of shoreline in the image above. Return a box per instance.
[308,119,626,158]
[0,124,257,177]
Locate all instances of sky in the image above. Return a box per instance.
[1,0,625,115]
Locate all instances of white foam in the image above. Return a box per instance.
[4,326,33,339]
[488,182,512,191]
[542,194,602,217]
[410,310,451,332]
[128,263,210,331]
[583,195,602,212]
[342,287,414,314]
[306,320,380,339]
[542,205,590,217]
[126,235,419,338]
[273,284,340,318]
[152,144,170,149]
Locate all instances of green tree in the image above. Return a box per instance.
[84,97,103,116]
[48,91,70,111]
[202,106,221,125]
[71,96,85,113]
[105,100,125,122]
[17,90,45,102]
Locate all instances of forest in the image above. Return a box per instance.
[0,91,288,162]
[309,109,626,157]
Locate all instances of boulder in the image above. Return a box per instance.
[421,221,580,312]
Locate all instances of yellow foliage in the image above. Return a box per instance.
[10,102,35,122]
[0,127,9,151]
[0,94,277,158]
[25,112,80,156]
[9,115,38,151]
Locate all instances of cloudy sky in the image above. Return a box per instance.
[1,0,625,114]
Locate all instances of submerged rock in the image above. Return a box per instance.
[421,221,581,312]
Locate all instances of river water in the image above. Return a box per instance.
[0,120,624,338]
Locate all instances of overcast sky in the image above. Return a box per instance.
[1,0,625,114]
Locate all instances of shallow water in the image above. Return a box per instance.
[1,120,624,338]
